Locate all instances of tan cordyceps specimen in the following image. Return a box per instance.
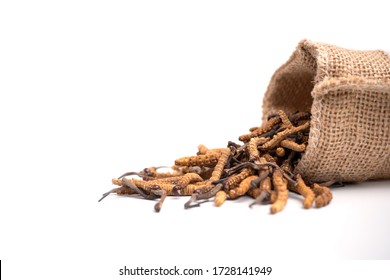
[175,173,204,189]
[229,175,259,199]
[100,110,338,214]
[248,137,270,162]
[280,139,306,152]
[312,183,333,208]
[197,144,210,155]
[270,169,288,214]
[238,116,280,143]
[214,190,228,207]
[291,174,315,209]
[278,109,293,129]
[175,152,222,167]
[261,122,310,150]
[275,147,286,157]
[209,148,231,181]
[224,167,254,190]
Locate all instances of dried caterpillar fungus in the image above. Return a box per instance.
[100,110,339,214]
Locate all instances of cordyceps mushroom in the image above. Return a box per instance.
[100,110,336,214]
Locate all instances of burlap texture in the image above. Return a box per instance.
[262,40,390,182]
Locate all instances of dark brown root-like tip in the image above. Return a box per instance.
[122,178,158,200]
[184,202,200,209]
[184,199,209,209]
[225,162,257,175]
[259,129,276,138]
[211,177,228,185]
[184,194,199,209]
[151,189,167,213]
[250,177,262,189]
[249,190,270,208]
[154,202,161,212]
[250,170,269,189]
[98,187,120,202]
[184,184,223,209]
[267,113,280,121]
[197,184,223,200]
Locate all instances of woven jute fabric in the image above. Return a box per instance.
[262,40,390,182]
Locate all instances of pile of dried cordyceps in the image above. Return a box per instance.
[99,110,337,213]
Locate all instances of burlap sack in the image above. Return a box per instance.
[262,39,390,182]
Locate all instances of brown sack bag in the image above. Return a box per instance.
[262,39,390,182]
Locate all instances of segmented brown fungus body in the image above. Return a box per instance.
[224,168,254,190]
[248,137,270,162]
[229,175,259,199]
[278,109,293,128]
[280,139,306,152]
[238,116,280,142]
[175,152,222,167]
[214,190,228,207]
[312,183,333,208]
[289,174,315,209]
[270,169,289,214]
[101,110,337,214]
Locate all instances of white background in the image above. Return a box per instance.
[1,0,390,279]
